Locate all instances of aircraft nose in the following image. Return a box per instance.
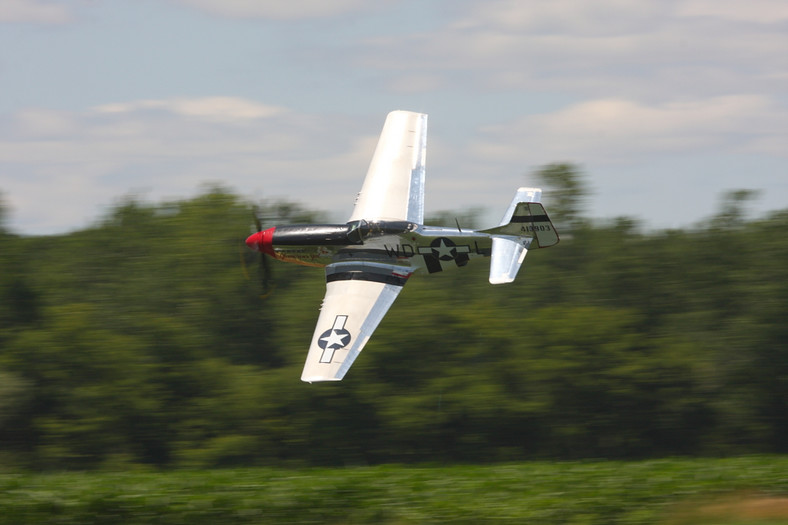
[245,227,276,256]
[246,231,263,251]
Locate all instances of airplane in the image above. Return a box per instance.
[245,110,559,382]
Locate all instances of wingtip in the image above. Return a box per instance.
[489,276,516,285]
[388,109,428,118]
[301,375,342,383]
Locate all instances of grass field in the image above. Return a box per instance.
[2,457,788,524]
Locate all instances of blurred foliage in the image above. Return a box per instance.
[1,176,787,469]
[534,163,589,231]
[1,457,788,524]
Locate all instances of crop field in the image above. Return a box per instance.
[1,456,788,524]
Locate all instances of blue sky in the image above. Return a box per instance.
[1,0,786,234]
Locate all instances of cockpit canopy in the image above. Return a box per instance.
[346,220,417,244]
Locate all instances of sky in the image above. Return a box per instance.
[1,0,786,235]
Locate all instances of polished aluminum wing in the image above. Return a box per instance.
[348,110,427,224]
[301,262,411,382]
[302,110,427,382]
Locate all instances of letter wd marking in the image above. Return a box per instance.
[318,315,352,363]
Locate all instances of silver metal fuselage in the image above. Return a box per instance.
[267,220,496,275]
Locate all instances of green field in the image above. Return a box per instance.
[2,457,788,524]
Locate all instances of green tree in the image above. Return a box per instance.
[1,184,787,469]
[532,163,589,231]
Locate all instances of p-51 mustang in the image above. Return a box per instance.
[246,110,558,382]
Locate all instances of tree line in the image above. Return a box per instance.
[0,167,786,469]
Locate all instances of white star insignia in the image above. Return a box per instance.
[320,330,348,349]
[434,239,456,259]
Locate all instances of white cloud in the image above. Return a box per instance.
[0,0,72,24]
[3,0,787,233]
[95,97,287,122]
[450,0,668,36]
[2,97,786,234]
[361,0,787,99]
[0,98,379,233]
[472,95,788,165]
[170,0,376,20]
[12,109,78,138]
[677,0,788,24]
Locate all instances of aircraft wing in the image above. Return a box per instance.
[348,110,427,224]
[301,262,412,382]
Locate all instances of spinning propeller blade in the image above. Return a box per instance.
[242,206,275,298]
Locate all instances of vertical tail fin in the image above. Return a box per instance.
[481,187,559,284]
[494,201,559,248]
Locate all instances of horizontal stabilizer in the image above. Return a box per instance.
[489,237,528,284]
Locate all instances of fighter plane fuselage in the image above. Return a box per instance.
[246,220,496,273]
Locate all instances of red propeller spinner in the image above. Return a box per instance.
[245,227,276,257]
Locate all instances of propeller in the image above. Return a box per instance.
[241,206,275,298]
